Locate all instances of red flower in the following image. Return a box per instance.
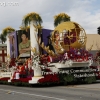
[38,74,59,84]
[11,77,32,83]
[0,77,10,81]
[9,58,16,67]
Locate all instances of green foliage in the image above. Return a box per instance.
[64,74,74,83]
[12,82,22,86]
[38,81,59,86]
[2,27,15,37]
[54,13,70,27]
[0,34,6,44]
[11,82,30,87]
[58,73,75,85]
[84,76,96,84]
[22,12,43,27]
[0,80,9,85]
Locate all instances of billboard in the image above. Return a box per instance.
[9,31,18,59]
[16,30,31,58]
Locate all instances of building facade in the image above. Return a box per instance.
[0,44,7,64]
[86,34,100,56]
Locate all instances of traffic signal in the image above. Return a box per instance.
[97,27,100,35]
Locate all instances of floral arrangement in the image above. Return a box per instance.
[0,77,10,84]
[0,77,10,81]
[41,48,92,64]
[38,74,59,84]
[54,13,70,27]
[67,48,93,62]
[95,50,100,62]
[11,77,32,83]
[9,58,16,67]
[31,52,40,68]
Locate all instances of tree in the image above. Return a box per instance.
[22,12,43,42]
[2,27,15,37]
[22,12,43,27]
[97,27,100,35]
[1,27,15,43]
[54,13,70,27]
[0,33,6,44]
[19,26,30,32]
[22,12,43,54]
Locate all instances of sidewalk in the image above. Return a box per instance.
[75,81,100,89]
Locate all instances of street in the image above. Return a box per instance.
[0,83,100,100]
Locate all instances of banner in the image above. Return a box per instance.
[17,30,31,58]
[9,31,18,59]
[41,29,54,54]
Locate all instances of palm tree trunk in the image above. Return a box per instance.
[30,21,39,54]
[7,34,10,57]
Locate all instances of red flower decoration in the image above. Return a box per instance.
[38,74,59,84]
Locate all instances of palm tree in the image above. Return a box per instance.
[22,12,43,43]
[22,12,43,27]
[19,26,30,32]
[1,27,15,57]
[0,33,6,44]
[54,13,70,27]
[22,12,43,54]
[2,27,15,37]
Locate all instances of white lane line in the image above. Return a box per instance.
[0,89,65,100]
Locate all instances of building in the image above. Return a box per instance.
[0,44,7,64]
[86,34,100,56]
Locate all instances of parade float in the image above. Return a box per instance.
[0,13,99,86]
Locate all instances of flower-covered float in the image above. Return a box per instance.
[0,21,98,85]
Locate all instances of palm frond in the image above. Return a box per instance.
[54,13,70,27]
[22,12,43,27]
[19,26,30,32]
[2,27,15,37]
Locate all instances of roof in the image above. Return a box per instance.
[0,44,7,47]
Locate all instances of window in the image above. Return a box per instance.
[4,50,7,53]
[0,56,2,62]
[0,50,2,54]
[5,56,7,62]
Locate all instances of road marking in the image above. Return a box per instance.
[60,85,100,91]
[72,86,100,91]
[0,89,65,100]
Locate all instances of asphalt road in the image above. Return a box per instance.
[0,83,100,100]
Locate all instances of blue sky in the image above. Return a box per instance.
[0,0,100,34]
